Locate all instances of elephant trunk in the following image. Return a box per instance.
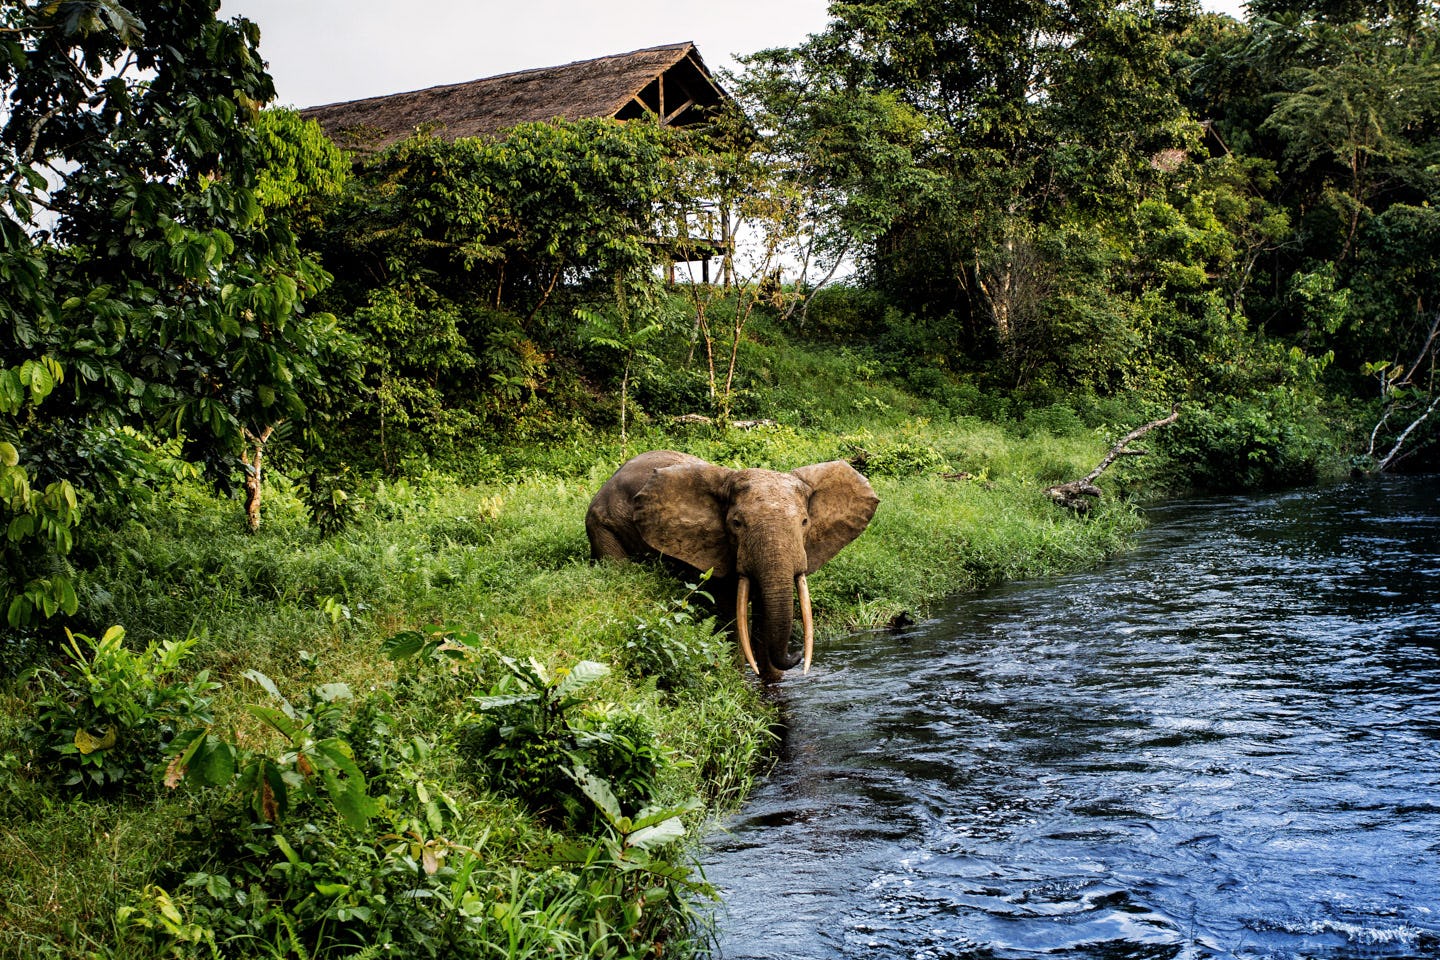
[736,573,805,676]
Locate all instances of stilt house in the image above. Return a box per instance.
[300,42,734,280]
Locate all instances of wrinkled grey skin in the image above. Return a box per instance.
[586,450,878,682]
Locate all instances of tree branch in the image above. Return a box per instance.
[1376,393,1440,473]
[1046,407,1180,512]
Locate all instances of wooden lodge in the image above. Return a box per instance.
[299,41,729,150]
[300,42,734,281]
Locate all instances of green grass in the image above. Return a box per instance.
[0,347,1161,957]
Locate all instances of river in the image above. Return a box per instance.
[702,475,1440,960]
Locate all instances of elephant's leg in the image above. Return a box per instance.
[586,516,631,562]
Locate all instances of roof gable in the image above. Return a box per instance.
[300,42,727,152]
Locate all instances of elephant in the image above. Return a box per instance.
[586,450,879,682]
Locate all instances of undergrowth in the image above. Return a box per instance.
[0,339,1166,958]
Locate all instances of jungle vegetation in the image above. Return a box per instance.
[2,0,1438,956]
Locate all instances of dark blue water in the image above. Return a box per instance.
[703,476,1440,960]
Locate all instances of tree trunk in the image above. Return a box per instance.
[242,424,277,533]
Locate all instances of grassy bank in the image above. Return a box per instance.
[1,381,1150,958]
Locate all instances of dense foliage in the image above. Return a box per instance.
[1,0,354,626]
[732,0,1439,473]
[4,0,1439,956]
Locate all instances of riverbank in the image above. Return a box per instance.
[0,412,1149,958]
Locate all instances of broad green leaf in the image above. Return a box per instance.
[243,670,296,716]
[626,817,686,851]
[243,704,301,741]
[630,797,702,830]
[572,764,622,823]
[381,630,428,660]
[192,738,238,786]
[74,725,117,754]
[313,682,352,703]
[555,660,609,699]
[317,740,377,831]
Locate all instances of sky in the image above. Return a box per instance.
[219,0,1252,111]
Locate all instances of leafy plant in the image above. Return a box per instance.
[560,764,714,954]
[305,467,359,537]
[454,654,670,831]
[622,574,725,696]
[170,671,378,832]
[462,656,605,822]
[577,287,664,451]
[841,436,947,477]
[25,626,218,791]
[1,360,81,628]
[1153,392,1331,491]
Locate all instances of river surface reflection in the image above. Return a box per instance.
[703,476,1440,960]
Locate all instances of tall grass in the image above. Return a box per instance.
[0,347,1158,957]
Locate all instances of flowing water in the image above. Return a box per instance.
[702,476,1440,960]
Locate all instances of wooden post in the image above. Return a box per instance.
[721,206,733,288]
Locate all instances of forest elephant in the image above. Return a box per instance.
[586,450,879,682]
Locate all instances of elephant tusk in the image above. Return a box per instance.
[736,576,760,675]
[798,574,814,675]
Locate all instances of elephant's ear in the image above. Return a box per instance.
[633,461,734,576]
[792,461,879,574]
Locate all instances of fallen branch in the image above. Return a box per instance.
[1046,407,1180,512]
[1367,307,1439,472]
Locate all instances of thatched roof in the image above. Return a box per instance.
[300,42,728,152]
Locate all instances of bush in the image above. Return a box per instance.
[797,284,892,343]
[1017,403,1087,439]
[621,576,727,697]
[461,655,668,829]
[1155,392,1331,491]
[23,626,218,792]
[840,436,948,478]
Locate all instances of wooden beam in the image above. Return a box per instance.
[662,98,696,125]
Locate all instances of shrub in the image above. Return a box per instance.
[840,436,948,478]
[23,626,218,791]
[459,655,668,829]
[621,576,726,696]
[1155,392,1330,491]
[1017,402,1087,438]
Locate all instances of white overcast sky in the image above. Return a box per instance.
[218,0,1251,110]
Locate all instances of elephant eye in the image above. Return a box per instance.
[802,517,809,527]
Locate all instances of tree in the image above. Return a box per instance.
[656,106,817,422]
[2,0,350,623]
[1260,19,1440,262]
[309,120,678,464]
[729,48,941,318]
[734,0,1194,385]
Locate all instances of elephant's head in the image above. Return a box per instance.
[631,459,878,680]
